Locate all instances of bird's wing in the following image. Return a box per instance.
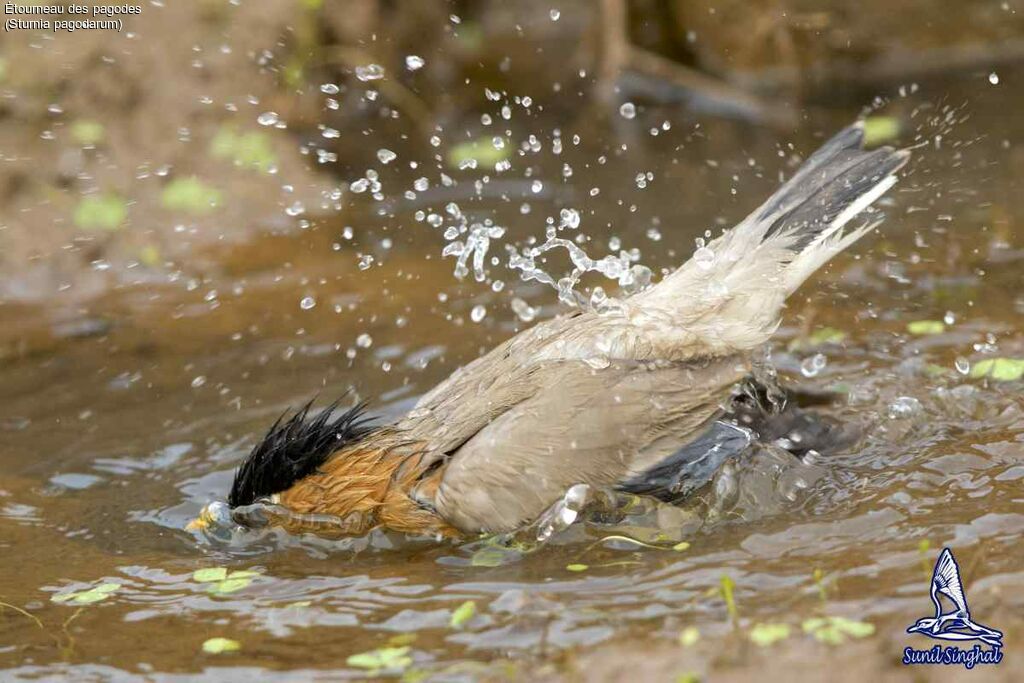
[401,309,719,455]
[932,548,969,614]
[429,353,748,532]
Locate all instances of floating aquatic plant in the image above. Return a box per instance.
[449,600,476,629]
[907,320,946,335]
[346,645,413,673]
[202,637,241,654]
[749,622,791,647]
[801,616,874,644]
[970,358,1024,381]
[51,582,121,605]
[192,567,260,594]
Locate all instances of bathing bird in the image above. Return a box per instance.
[216,122,909,538]
[906,548,1004,647]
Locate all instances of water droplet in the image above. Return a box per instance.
[257,111,279,126]
[531,180,543,194]
[549,8,560,20]
[350,178,369,193]
[299,296,316,310]
[356,333,373,348]
[693,246,715,269]
[376,148,396,164]
[989,72,1000,85]
[800,353,827,378]
[413,177,429,192]
[285,201,305,217]
[888,396,922,419]
[355,64,385,82]
[619,102,636,119]
[955,357,971,375]
[405,55,425,71]
[191,375,207,388]
[470,305,487,323]
[559,208,580,229]
[511,298,537,322]
[357,254,374,270]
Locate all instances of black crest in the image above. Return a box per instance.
[228,398,375,508]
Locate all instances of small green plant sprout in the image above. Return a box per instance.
[812,567,830,603]
[719,574,738,623]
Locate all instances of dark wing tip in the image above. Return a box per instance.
[227,398,376,508]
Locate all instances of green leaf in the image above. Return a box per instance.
[226,570,260,580]
[70,120,105,146]
[51,582,121,605]
[74,194,127,231]
[192,567,228,583]
[802,616,875,644]
[469,548,505,567]
[810,327,847,345]
[202,637,241,654]
[446,136,510,170]
[970,358,1024,381]
[449,600,476,629]
[566,563,589,572]
[907,320,946,335]
[209,577,253,594]
[161,177,222,215]
[749,622,791,647]
[346,646,412,671]
[672,541,691,552]
[862,116,901,147]
[678,626,700,647]
[789,326,846,351]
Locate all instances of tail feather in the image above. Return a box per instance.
[635,122,909,356]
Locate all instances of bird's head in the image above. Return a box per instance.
[906,617,938,635]
[187,399,453,538]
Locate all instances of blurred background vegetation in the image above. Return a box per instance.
[0,0,1020,302]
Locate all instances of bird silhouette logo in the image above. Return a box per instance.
[906,548,1003,648]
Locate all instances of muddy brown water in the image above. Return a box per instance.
[1,71,1022,681]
